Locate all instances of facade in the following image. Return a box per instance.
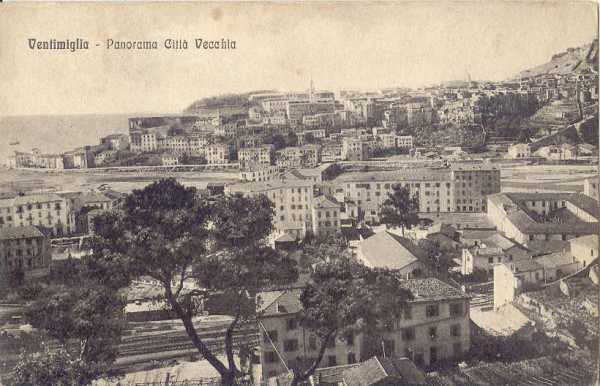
[0,226,51,282]
[0,194,71,236]
[226,179,316,240]
[9,150,65,170]
[257,278,470,380]
[570,234,598,269]
[206,143,234,164]
[506,143,532,159]
[238,145,274,168]
[276,145,322,169]
[487,192,599,244]
[342,138,370,161]
[239,165,281,182]
[331,164,500,223]
[311,195,342,237]
[461,233,531,275]
[583,177,600,201]
[161,153,180,166]
[493,259,546,309]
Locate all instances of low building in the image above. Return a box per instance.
[583,176,599,201]
[239,165,281,182]
[0,226,51,282]
[569,234,598,269]
[493,259,545,309]
[276,145,322,169]
[506,143,532,159]
[356,231,427,279]
[487,192,599,244]
[461,233,531,275]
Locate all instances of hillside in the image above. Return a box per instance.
[183,90,276,114]
[516,40,598,79]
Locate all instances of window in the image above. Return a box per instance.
[308,336,317,350]
[326,335,336,348]
[450,303,463,316]
[451,324,461,337]
[403,305,412,319]
[402,327,415,341]
[488,257,494,264]
[263,330,278,343]
[286,318,298,330]
[327,355,337,367]
[429,326,437,340]
[414,353,424,366]
[347,353,357,364]
[453,342,462,357]
[430,346,438,363]
[345,332,354,346]
[426,304,439,318]
[383,339,395,355]
[265,351,278,363]
[283,339,298,352]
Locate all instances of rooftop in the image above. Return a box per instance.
[334,168,452,183]
[569,234,598,249]
[343,356,426,386]
[398,278,470,302]
[226,178,314,193]
[357,231,425,270]
[313,195,340,209]
[0,226,44,240]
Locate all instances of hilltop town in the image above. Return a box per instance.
[0,38,598,386]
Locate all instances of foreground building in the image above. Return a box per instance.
[257,278,471,380]
[0,226,51,282]
[0,194,71,236]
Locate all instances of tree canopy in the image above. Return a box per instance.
[89,178,298,385]
[378,185,420,237]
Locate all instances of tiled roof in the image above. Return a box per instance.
[78,192,112,204]
[227,178,314,193]
[358,232,425,270]
[399,278,470,302]
[313,195,340,209]
[511,259,544,273]
[9,193,64,206]
[342,356,426,386]
[0,226,44,240]
[334,169,451,183]
[257,288,303,316]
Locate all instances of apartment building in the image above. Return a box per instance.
[0,226,51,281]
[238,145,274,168]
[226,179,316,240]
[206,143,234,164]
[342,138,370,161]
[257,278,470,380]
[506,143,532,159]
[311,196,342,236]
[0,194,71,236]
[275,145,322,169]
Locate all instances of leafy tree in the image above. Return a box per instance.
[286,132,298,147]
[14,258,125,386]
[286,258,413,386]
[379,185,420,237]
[14,344,104,386]
[89,178,298,385]
[516,128,533,143]
[265,134,286,151]
[304,133,316,144]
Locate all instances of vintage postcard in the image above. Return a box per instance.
[0,2,598,386]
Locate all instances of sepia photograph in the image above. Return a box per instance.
[0,1,598,385]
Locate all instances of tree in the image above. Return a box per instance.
[15,258,124,386]
[378,185,420,237]
[89,178,298,385]
[516,127,533,143]
[14,344,104,386]
[286,258,413,386]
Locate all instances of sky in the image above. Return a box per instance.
[0,1,597,116]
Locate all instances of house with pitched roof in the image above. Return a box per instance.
[356,231,428,278]
[0,225,51,282]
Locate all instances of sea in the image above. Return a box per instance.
[0,113,133,164]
